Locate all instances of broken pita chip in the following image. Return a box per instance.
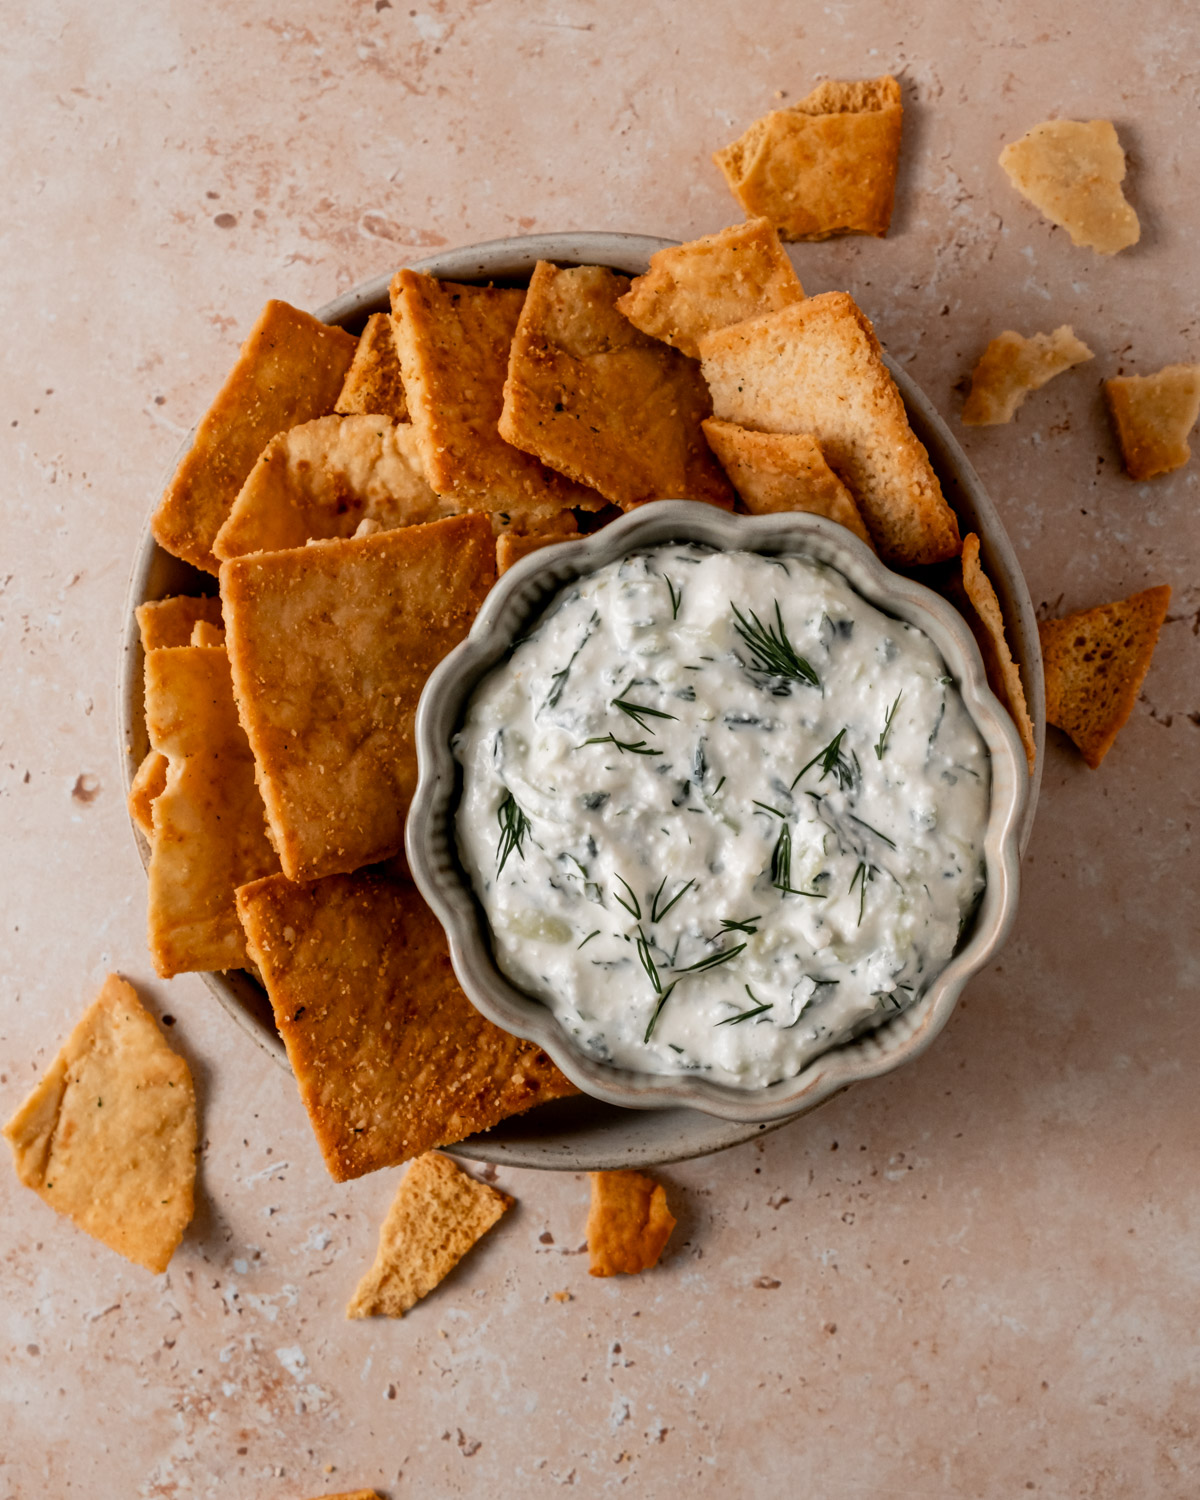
[303,1493,382,1500]
[1104,364,1200,480]
[499,261,734,511]
[221,514,494,881]
[335,312,408,421]
[128,749,168,839]
[714,76,903,240]
[188,620,225,647]
[151,300,358,573]
[136,594,223,652]
[3,974,196,1274]
[587,1169,676,1277]
[235,873,578,1180]
[496,512,579,574]
[1039,584,1171,768]
[346,1153,511,1318]
[615,219,804,359]
[960,534,1036,772]
[999,119,1140,255]
[962,326,1094,426]
[699,292,960,566]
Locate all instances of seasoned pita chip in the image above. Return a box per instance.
[235,873,578,1180]
[4,974,196,1274]
[346,1153,511,1318]
[152,302,357,573]
[496,512,579,574]
[1039,585,1171,768]
[615,219,804,359]
[999,119,1140,255]
[304,1494,381,1500]
[702,419,874,547]
[587,1169,676,1277]
[188,620,225,647]
[499,261,734,511]
[699,292,960,565]
[714,76,903,240]
[145,645,278,976]
[136,594,223,651]
[221,514,494,881]
[1104,364,1200,480]
[961,534,1036,772]
[962,326,1094,426]
[128,749,168,839]
[335,312,408,421]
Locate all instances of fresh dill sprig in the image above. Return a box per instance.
[577,929,601,949]
[849,861,874,925]
[752,799,789,819]
[847,813,897,850]
[635,926,664,991]
[770,819,793,891]
[673,941,746,975]
[496,791,531,874]
[874,692,902,760]
[643,982,678,1043]
[611,697,678,734]
[713,776,726,795]
[718,915,761,935]
[665,576,682,619]
[717,985,773,1026]
[580,733,663,757]
[791,727,855,791]
[731,601,821,688]
[613,875,642,920]
[650,876,695,924]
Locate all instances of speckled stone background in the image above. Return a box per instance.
[2,2,1198,1496]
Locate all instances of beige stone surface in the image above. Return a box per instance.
[1,2,1197,1496]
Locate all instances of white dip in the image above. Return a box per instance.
[454,544,989,1090]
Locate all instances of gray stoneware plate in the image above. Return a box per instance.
[120,230,1045,1169]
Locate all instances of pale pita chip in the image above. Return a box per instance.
[960,534,1036,773]
[499,261,734,511]
[587,1169,676,1277]
[3,974,196,1274]
[152,301,358,573]
[335,311,408,421]
[962,326,1094,426]
[221,514,495,881]
[235,873,578,1180]
[615,219,804,359]
[999,119,1140,255]
[136,594,223,651]
[714,76,903,240]
[699,292,960,565]
[128,749,168,838]
[496,512,579,574]
[346,1153,511,1318]
[1104,364,1200,480]
[188,620,225,646]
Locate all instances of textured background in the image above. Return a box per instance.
[2,1,1198,1496]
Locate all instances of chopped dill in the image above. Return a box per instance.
[791,727,855,790]
[579,733,663,757]
[643,982,678,1043]
[665,576,682,619]
[673,941,746,975]
[635,926,665,992]
[847,812,897,850]
[849,861,874,925]
[577,929,601,949]
[718,915,761,935]
[611,697,678,734]
[874,692,902,760]
[650,876,695,924]
[496,791,531,874]
[731,601,821,687]
[613,875,642,920]
[717,986,773,1026]
[752,799,789,819]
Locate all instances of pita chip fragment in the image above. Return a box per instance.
[235,873,578,1180]
[188,620,225,647]
[302,1493,381,1500]
[714,76,903,241]
[960,534,1036,773]
[587,1169,676,1277]
[4,974,196,1274]
[1104,364,1200,480]
[136,594,223,652]
[497,512,579,574]
[999,119,1140,255]
[128,749,168,839]
[962,326,1094,426]
[1039,585,1171,768]
[151,300,358,573]
[335,311,409,421]
[346,1153,511,1318]
[615,219,804,359]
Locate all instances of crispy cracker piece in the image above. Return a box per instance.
[615,220,804,359]
[962,326,1094,426]
[699,292,960,565]
[151,301,358,573]
[188,620,225,646]
[145,645,278,976]
[499,261,734,511]
[346,1153,511,1318]
[587,1169,676,1277]
[235,873,578,1180]
[496,512,579,574]
[212,414,448,561]
[3,974,196,1274]
[1039,585,1171,768]
[128,749,169,839]
[1104,364,1200,480]
[221,515,495,881]
[999,120,1140,255]
[136,594,223,652]
[714,76,903,241]
[335,312,408,422]
[960,534,1036,773]
[302,1493,382,1500]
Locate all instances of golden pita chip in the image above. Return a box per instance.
[587,1169,676,1277]
[1039,584,1171,768]
[699,292,960,566]
[714,76,903,240]
[3,974,196,1274]
[128,749,168,839]
[1104,364,1200,480]
[151,301,358,574]
[145,645,278,976]
[615,219,804,359]
[188,620,225,647]
[962,326,1094,426]
[499,261,734,511]
[221,514,495,882]
[960,534,1036,773]
[335,311,408,421]
[346,1152,511,1318]
[136,594,223,652]
[303,1493,382,1500]
[999,119,1140,255]
[496,512,579,574]
[235,873,578,1180]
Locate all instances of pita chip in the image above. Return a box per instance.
[962,326,1094,426]
[960,534,1036,772]
[1104,364,1200,480]
[496,512,579,574]
[335,311,408,421]
[189,620,225,647]
[136,594,223,652]
[587,1169,676,1277]
[1000,119,1140,255]
[128,749,168,839]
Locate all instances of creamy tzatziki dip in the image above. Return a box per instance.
[454,544,989,1090]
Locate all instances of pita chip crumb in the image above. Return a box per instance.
[128,749,168,839]
[4,974,196,1274]
[587,1169,676,1277]
[303,1493,381,1500]
[960,534,1036,772]
[1039,584,1171,768]
[999,119,1140,255]
[1104,364,1200,480]
[962,326,1094,426]
[496,512,578,574]
[135,594,223,652]
[188,619,225,647]
[335,311,408,422]
[346,1153,511,1318]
